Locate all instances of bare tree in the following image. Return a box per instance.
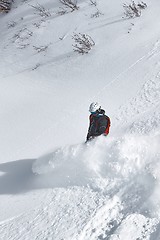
[123,1,147,18]
[32,20,45,29]
[33,45,49,53]
[29,3,51,17]
[0,0,13,13]
[89,0,97,7]
[91,9,103,18]
[60,0,79,12]
[137,1,147,9]
[57,6,67,15]
[12,28,33,49]
[32,63,41,71]
[72,33,95,54]
[89,0,103,18]
[7,20,16,28]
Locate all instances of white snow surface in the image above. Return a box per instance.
[1,0,160,239]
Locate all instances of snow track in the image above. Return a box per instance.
[0,188,107,240]
[78,196,123,240]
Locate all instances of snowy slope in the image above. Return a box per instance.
[0,0,160,239]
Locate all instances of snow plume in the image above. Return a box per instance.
[32,134,160,199]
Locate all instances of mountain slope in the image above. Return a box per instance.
[0,0,160,239]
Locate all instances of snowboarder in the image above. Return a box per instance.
[86,102,111,142]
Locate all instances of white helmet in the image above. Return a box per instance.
[89,102,101,113]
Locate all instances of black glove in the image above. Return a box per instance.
[86,133,91,141]
[86,133,92,141]
[86,133,95,142]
